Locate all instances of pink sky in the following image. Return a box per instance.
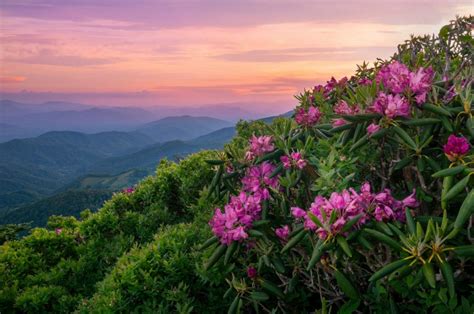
[0,0,471,114]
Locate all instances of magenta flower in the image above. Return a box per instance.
[275,225,290,240]
[292,183,419,239]
[123,187,135,194]
[55,228,62,235]
[409,66,434,105]
[295,106,321,127]
[367,123,381,136]
[247,266,258,279]
[280,152,307,170]
[358,77,372,86]
[209,192,263,245]
[332,118,347,127]
[443,134,470,162]
[376,61,411,94]
[370,92,410,119]
[245,135,274,160]
[333,100,360,115]
[242,162,280,200]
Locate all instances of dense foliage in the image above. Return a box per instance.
[0,16,472,313]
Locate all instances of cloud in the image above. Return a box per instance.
[0,76,27,83]
[214,46,395,62]
[0,0,470,29]
[5,49,120,67]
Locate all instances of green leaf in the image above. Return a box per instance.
[270,164,284,178]
[454,245,474,257]
[432,166,466,178]
[340,113,380,122]
[307,212,324,228]
[334,269,359,299]
[205,159,225,165]
[200,236,219,250]
[256,149,283,163]
[405,208,416,235]
[394,156,413,171]
[370,127,389,139]
[364,228,402,250]
[441,176,454,210]
[440,262,455,298]
[224,241,238,265]
[350,134,370,152]
[443,175,470,202]
[422,103,452,117]
[307,239,325,270]
[248,229,264,237]
[422,263,436,288]
[250,291,269,302]
[280,229,306,253]
[369,259,409,282]
[341,214,363,232]
[261,280,284,299]
[401,118,440,126]
[204,244,227,270]
[454,189,474,229]
[228,295,239,314]
[331,123,354,133]
[337,236,352,257]
[338,299,360,314]
[393,126,417,150]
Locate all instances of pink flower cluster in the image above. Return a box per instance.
[275,225,290,240]
[242,162,280,200]
[245,135,275,160]
[123,187,135,194]
[376,61,434,105]
[292,183,418,239]
[295,106,321,127]
[332,100,361,127]
[209,192,262,245]
[210,162,281,245]
[280,152,307,170]
[443,134,471,162]
[367,123,381,136]
[369,92,410,119]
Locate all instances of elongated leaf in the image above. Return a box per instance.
[334,269,359,299]
[261,280,284,299]
[272,256,285,274]
[364,228,402,250]
[422,103,452,117]
[432,165,465,178]
[454,189,474,229]
[422,263,436,288]
[443,175,470,202]
[440,262,455,298]
[200,236,219,250]
[441,176,454,210]
[370,127,389,139]
[394,156,413,171]
[393,126,417,150]
[307,239,325,270]
[228,295,239,314]
[369,259,409,282]
[341,113,380,122]
[337,236,352,257]
[331,123,354,133]
[281,229,306,253]
[250,291,269,302]
[405,208,416,235]
[256,149,283,163]
[401,118,441,126]
[308,212,324,228]
[454,245,474,257]
[205,159,225,165]
[350,134,369,152]
[338,299,360,314]
[341,214,363,232]
[204,244,227,270]
[248,229,264,237]
[224,241,238,265]
[270,164,284,178]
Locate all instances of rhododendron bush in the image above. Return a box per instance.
[203,17,473,313]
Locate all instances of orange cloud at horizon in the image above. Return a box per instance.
[0,1,471,111]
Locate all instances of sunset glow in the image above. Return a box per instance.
[0,0,471,114]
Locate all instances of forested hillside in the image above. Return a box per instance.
[0,17,472,313]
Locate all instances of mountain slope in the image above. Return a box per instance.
[135,115,232,142]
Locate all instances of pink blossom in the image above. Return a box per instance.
[370,92,410,119]
[55,228,62,235]
[409,67,434,105]
[367,123,381,136]
[247,266,258,279]
[292,183,419,239]
[209,192,262,245]
[376,61,411,94]
[280,152,307,170]
[275,225,290,240]
[332,118,347,127]
[242,162,279,200]
[443,134,471,162]
[246,135,274,160]
[123,187,135,194]
[295,106,321,127]
[334,100,360,115]
[359,77,372,86]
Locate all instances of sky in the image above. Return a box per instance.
[0,0,471,114]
